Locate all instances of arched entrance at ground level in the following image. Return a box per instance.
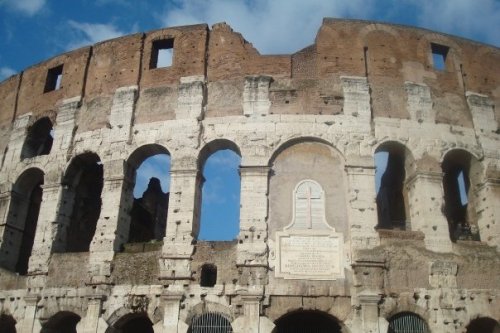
[466,317,500,333]
[188,312,233,333]
[107,313,154,333]
[0,313,17,333]
[40,311,81,333]
[273,310,342,333]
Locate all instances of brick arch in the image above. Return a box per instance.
[198,138,242,170]
[272,308,351,333]
[37,300,86,324]
[380,298,431,324]
[105,304,161,329]
[359,23,401,42]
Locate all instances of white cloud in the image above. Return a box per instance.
[0,0,46,16]
[66,20,129,50]
[161,0,374,54]
[0,66,16,80]
[413,0,500,46]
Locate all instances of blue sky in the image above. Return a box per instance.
[1,0,494,239]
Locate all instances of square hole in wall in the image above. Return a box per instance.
[150,39,174,69]
[431,43,449,71]
[44,64,63,92]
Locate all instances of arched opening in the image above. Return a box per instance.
[126,145,170,245]
[0,313,17,333]
[109,313,154,333]
[21,117,53,160]
[198,140,241,241]
[0,168,43,274]
[466,317,500,333]
[200,263,217,287]
[442,149,481,242]
[375,142,411,230]
[188,312,233,333]
[273,310,342,333]
[54,153,103,252]
[388,312,429,333]
[41,311,80,333]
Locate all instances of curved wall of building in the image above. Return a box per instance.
[0,18,499,333]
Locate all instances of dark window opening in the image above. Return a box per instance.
[200,263,217,287]
[388,312,429,333]
[44,64,63,92]
[198,143,241,241]
[150,39,174,69]
[431,43,448,71]
[375,144,407,230]
[55,153,103,252]
[21,117,54,159]
[189,312,233,333]
[0,314,17,333]
[41,311,80,333]
[274,310,342,333]
[442,150,480,242]
[0,168,43,275]
[466,317,500,333]
[126,148,170,248]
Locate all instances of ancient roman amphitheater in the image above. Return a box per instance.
[0,18,499,333]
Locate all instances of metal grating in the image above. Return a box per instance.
[388,313,429,333]
[190,312,233,333]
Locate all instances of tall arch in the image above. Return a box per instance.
[273,310,342,333]
[442,149,482,241]
[40,311,81,333]
[54,152,103,252]
[268,139,348,237]
[374,141,414,230]
[0,168,44,274]
[126,144,171,245]
[21,117,53,160]
[197,139,241,241]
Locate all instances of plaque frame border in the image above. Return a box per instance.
[275,229,344,281]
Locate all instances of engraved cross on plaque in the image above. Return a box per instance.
[297,184,321,229]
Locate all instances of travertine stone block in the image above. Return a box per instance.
[243,76,272,117]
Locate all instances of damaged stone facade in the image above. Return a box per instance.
[0,19,499,333]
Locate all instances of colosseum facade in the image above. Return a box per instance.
[0,18,499,333]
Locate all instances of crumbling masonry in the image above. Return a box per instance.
[0,19,499,333]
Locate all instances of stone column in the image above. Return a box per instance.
[237,165,269,267]
[157,292,184,333]
[2,113,32,168]
[17,295,39,333]
[78,295,105,333]
[52,96,80,154]
[359,293,382,333]
[27,181,62,287]
[407,171,452,252]
[159,166,201,281]
[88,159,130,285]
[232,294,263,333]
[474,178,500,248]
[345,160,379,251]
[243,76,272,117]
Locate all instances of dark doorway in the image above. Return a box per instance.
[0,313,17,333]
[274,310,342,333]
[110,313,154,333]
[41,311,80,333]
[21,117,53,159]
[466,317,500,333]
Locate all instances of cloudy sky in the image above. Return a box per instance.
[0,0,496,240]
[0,0,499,81]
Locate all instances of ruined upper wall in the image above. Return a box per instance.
[0,19,498,131]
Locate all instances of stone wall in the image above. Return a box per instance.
[0,18,499,333]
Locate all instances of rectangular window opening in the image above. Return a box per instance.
[150,39,174,69]
[44,64,63,92]
[431,43,448,71]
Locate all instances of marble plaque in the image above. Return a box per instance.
[275,230,344,280]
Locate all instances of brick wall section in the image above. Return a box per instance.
[15,47,90,119]
[0,75,19,161]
